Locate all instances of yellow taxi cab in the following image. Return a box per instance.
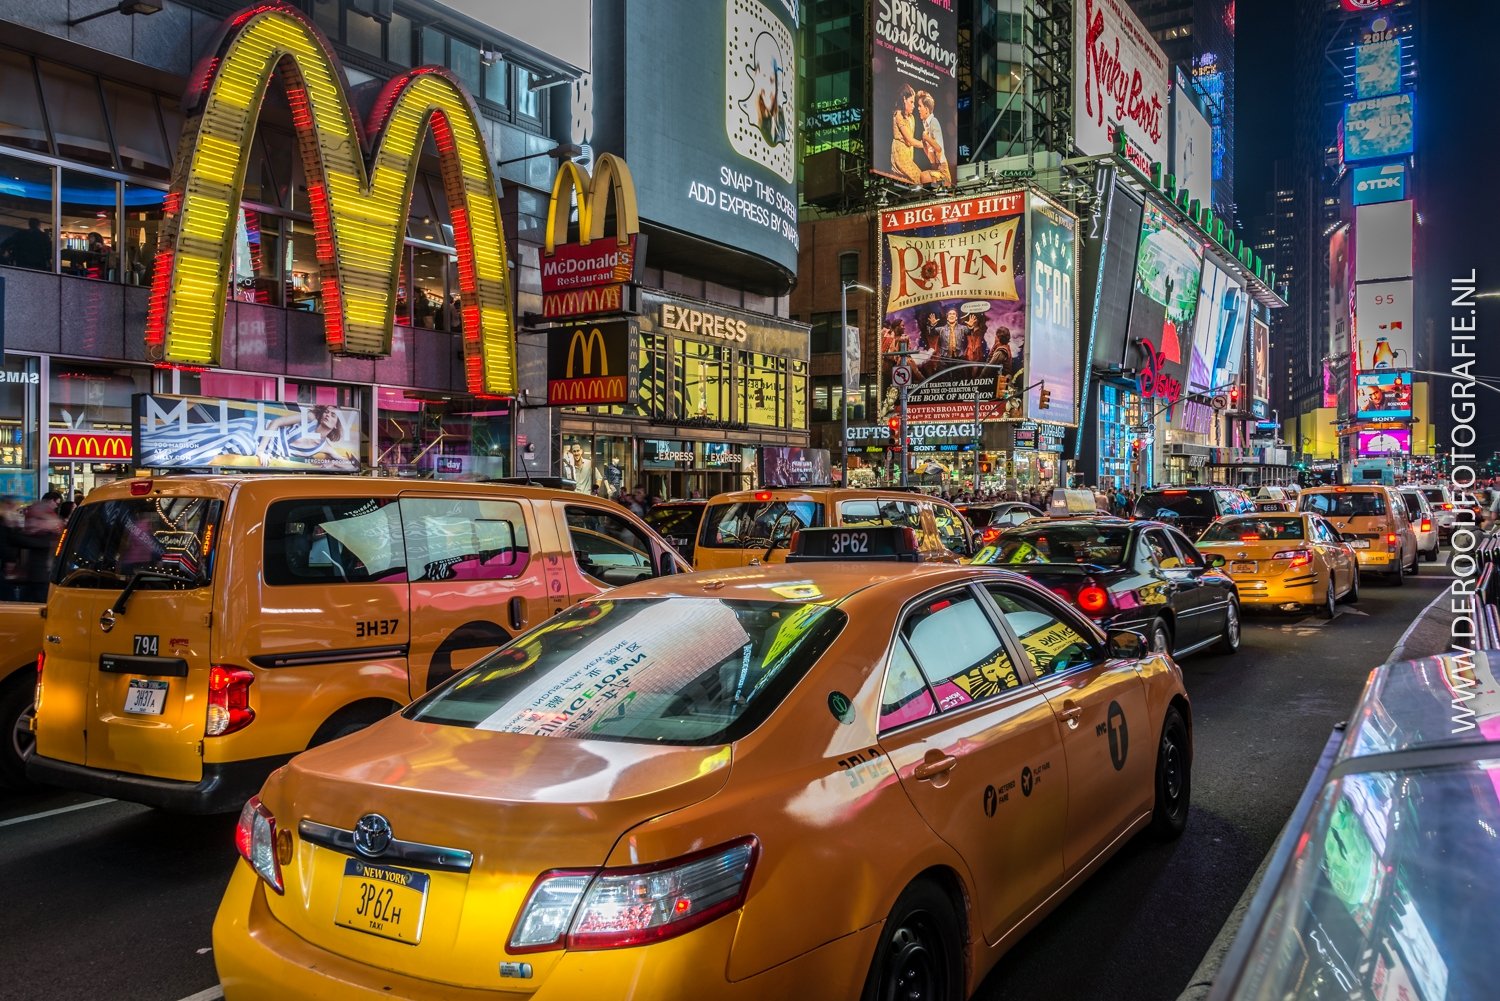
[1296,484,1419,584]
[692,487,973,568]
[214,525,1191,1000]
[0,600,44,789]
[1194,512,1358,617]
[28,475,688,813]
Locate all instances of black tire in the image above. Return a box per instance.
[1424,547,1438,563]
[1213,598,1241,654]
[308,703,398,749]
[861,880,964,1001]
[0,676,37,791]
[1391,558,1405,587]
[1150,619,1173,656]
[1148,705,1191,839]
[1408,551,1419,576]
[1341,569,1360,604]
[1315,580,1336,619]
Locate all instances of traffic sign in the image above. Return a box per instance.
[891,365,912,387]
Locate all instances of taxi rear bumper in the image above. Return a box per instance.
[214,863,880,1001]
[1227,574,1319,606]
[27,752,287,814]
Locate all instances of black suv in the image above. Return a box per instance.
[1132,486,1254,538]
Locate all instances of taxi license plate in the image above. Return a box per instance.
[1350,540,1370,549]
[335,859,428,945]
[123,679,168,715]
[1230,561,1257,574]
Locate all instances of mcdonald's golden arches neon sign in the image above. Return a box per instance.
[146,3,516,395]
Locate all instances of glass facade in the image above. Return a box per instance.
[1097,383,1150,490]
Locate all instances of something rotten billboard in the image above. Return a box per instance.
[879,191,1028,424]
[871,0,958,187]
[1075,0,1169,172]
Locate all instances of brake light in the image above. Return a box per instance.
[1163,490,1187,495]
[1421,519,1431,532]
[980,526,1003,545]
[129,479,152,496]
[1443,503,1454,511]
[1077,585,1111,615]
[1386,534,1397,545]
[1239,533,1260,542]
[207,665,255,736]
[35,651,43,680]
[235,795,284,894]
[754,491,772,502]
[508,838,758,953]
[1273,549,1313,569]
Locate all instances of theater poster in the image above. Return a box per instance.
[870,0,958,187]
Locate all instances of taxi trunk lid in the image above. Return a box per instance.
[262,720,734,990]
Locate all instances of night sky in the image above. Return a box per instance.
[1236,1,1500,458]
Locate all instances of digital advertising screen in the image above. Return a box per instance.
[1356,371,1413,420]
[871,0,958,188]
[1352,163,1407,206]
[1355,279,1414,370]
[1251,317,1271,416]
[1355,200,1414,282]
[1188,259,1248,394]
[1355,38,1402,100]
[1025,194,1079,425]
[592,0,799,276]
[135,394,362,472]
[1344,93,1415,163]
[1172,67,1213,201]
[1328,223,1352,356]
[1126,202,1202,403]
[1358,428,1411,456]
[1086,171,1145,370]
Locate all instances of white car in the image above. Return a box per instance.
[1416,485,1458,538]
[1398,488,1440,561]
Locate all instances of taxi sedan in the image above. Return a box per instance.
[214,527,1192,1001]
[1195,513,1357,617]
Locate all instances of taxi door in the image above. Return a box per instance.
[401,494,551,696]
[876,585,1067,946]
[1310,516,1354,594]
[981,583,1154,876]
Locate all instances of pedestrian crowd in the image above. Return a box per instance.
[0,491,74,602]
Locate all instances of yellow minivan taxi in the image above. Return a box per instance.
[28,475,688,812]
[0,600,44,789]
[1296,484,1419,584]
[692,487,974,569]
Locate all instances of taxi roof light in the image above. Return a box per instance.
[786,526,921,563]
[508,837,758,954]
[235,795,283,894]
[754,490,773,502]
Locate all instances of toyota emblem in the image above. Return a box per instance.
[352,813,393,858]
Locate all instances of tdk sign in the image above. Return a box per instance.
[1352,164,1406,206]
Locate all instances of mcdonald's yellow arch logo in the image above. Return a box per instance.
[566,328,608,378]
[545,154,640,255]
[146,3,515,395]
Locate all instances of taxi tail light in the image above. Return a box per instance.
[1443,503,1454,511]
[508,837,758,954]
[1272,549,1313,570]
[235,795,283,894]
[206,665,255,736]
[1386,533,1398,546]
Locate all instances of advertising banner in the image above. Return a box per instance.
[871,0,958,187]
[1075,0,1169,171]
[879,191,1029,423]
[1344,93,1414,163]
[546,321,635,405]
[1025,195,1078,425]
[1355,200,1413,281]
[135,394,362,471]
[1357,428,1410,457]
[1322,358,1339,409]
[760,446,831,487]
[1352,163,1407,206]
[1356,371,1413,420]
[843,324,861,401]
[1355,279,1414,370]
[1172,67,1213,201]
[1329,223,1352,356]
[1251,316,1271,416]
[1355,38,1402,100]
[1126,202,1202,416]
[1188,259,1247,394]
[1086,170,1145,369]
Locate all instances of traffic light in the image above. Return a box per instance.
[886,415,903,450]
[1228,386,1241,408]
[1038,384,1051,409]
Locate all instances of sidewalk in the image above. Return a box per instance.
[1174,585,1459,1001]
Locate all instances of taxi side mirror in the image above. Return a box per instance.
[1204,553,1226,568]
[657,551,679,577]
[1107,630,1148,659]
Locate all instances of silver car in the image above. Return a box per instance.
[1398,487,1440,561]
[1416,484,1457,538]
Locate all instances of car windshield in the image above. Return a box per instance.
[972,525,1131,567]
[645,505,703,536]
[54,496,223,588]
[404,597,847,745]
[700,499,823,547]
[1301,492,1386,517]
[1201,517,1305,542]
[1134,492,1214,521]
[1419,488,1446,501]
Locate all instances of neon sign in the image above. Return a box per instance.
[147,4,516,394]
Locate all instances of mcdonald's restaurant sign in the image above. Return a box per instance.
[146,4,516,395]
[546,321,634,405]
[49,431,133,461]
[541,154,644,320]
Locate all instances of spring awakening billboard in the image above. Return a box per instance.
[879,191,1028,424]
[871,0,958,187]
[1026,195,1078,425]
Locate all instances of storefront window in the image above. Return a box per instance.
[561,434,606,496]
[741,352,785,428]
[179,371,278,401]
[0,354,40,502]
[59,170,117,281]
[48,361,148,499]
[790,359,809,430]
[103,80,171,180]
[38,62,113,168]
[284,217,321,312]
[0,50,50,154]
[122,184,166,287]
[0,155,54,272]
[410,246,448,329]
[594,436,633,500]
[232,209,281,305]
[376,391,502,479]
[677,341,731,421]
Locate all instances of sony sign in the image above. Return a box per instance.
[1352,163,1407,206]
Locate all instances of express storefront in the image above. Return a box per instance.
[558,291,809,500]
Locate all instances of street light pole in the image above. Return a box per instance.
[840,281,874,486]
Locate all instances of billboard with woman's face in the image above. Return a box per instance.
[871,0,958,187]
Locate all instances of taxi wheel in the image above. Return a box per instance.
[1341,569,1360,604]
[0,679,37,790]
[1407,552,1419,577]
[1212,600,1240,654]
[1390,559,1405,587]
[1315,581,1336,619]
[861,880,962,1001]
[1148,706,1191,840]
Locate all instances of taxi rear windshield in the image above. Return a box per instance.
[645,504,704,537]
[973,525,1131,567]
[54,497,222,588]
[1134,492,1214,520]
[699,500,823,548]
[1201,518,1305,542]
[1301,492,1386,517]
[405,598,847,745]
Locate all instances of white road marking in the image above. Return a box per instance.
[0,797,114,829]
[172,988,222,1001]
